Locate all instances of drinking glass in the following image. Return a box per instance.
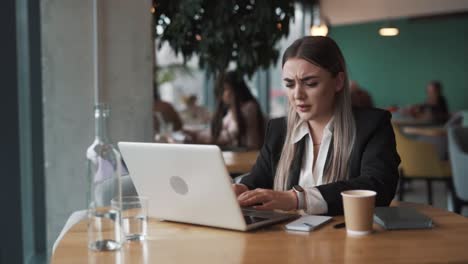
[112,196,148,241]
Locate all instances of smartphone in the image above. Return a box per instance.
[285,215,332,232]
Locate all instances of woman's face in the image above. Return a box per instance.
[282,58,343,122]
[222,83,234,106]
[426,84,439,104]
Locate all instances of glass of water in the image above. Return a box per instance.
[111,196,148,241]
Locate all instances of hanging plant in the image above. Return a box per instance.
[153,0,295,79]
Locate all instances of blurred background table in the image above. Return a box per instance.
[402,126,447,137]
[222,151,258,175]
[391,113,436,126]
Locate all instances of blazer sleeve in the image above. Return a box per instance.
[239,119,280,190]
[317,112,400,216]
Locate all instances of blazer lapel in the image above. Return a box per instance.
[286,136,306,189]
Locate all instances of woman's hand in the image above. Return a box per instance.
[237,188,297,211]
[232,184,249,197]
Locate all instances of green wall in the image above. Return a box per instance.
[330,16,468,111]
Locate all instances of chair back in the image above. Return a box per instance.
[392,124,451,177]
[448,127,468,200]
[463,111,468,127]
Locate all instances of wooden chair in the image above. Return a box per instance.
[392,124,452,205]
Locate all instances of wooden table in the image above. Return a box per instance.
[391,113,434,126]
[52,203,468,263]
[402,126,447,137]
[222,151,258,174]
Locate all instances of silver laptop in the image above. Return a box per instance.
[118,142,297,231]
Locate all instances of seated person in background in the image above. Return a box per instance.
[232,36,400,216]
[153,88,183,135]
[187,71,265,150]
[349,80,374,108]
[179,94,211,127]
[402,81,450,160]
[407,80,449,124]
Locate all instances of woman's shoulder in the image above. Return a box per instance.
[265,117,287,141]
[263,117,287,152]
[352,107,392,139]
[353,107,391,123]
[267,117,287,130]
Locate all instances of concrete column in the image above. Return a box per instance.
[41,0,153,253]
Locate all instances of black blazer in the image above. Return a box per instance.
[240,108,401,216]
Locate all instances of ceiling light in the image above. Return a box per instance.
[310,24,328,36]
[379,20,399,37]
[310,4,329,37]
[379,27,399,36]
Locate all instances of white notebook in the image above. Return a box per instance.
[285,215,332,232]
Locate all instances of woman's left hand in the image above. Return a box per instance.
[237,188,297,211]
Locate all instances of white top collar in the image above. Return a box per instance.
[291,118,334,144]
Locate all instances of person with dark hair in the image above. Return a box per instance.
[420,81,449,124]
[153,88,183,135]
[349,80,374,108]
[400,81,451,160]
[188,71,265,150]
[404,81,449,125]
[232,36,400,215]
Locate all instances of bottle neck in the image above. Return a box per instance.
[94,104,110,143]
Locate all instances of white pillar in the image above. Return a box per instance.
[41,0,153,252]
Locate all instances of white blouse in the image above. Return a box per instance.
[291,119,334,215]
[197,101,262,149]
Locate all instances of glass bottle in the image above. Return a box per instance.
[86,103,122,251]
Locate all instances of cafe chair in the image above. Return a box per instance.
[52,175,137,253]
[448,127,468,214]
[445,111,464,128]
[393,124,452,205]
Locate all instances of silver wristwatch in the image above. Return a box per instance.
[292,185,305,210]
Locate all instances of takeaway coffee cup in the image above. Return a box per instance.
[341,190,376,236]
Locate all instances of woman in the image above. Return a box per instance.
[233,36,400,216]
[191,71,265,150]
[403,81,449,125]
[419,81,449,124]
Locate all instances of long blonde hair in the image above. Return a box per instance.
[274,36,356,191]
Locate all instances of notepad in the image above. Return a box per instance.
[285,215,332,232]
[374,207,433,230]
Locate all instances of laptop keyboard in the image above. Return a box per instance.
[241,208,298,227]
[243,215,269,225]
[241,208,289,224]
[242,208,281,216]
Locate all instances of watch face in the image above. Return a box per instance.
[293,185,304,192]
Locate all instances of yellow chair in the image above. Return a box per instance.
[392,124,452,205]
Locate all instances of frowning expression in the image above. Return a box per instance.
[282,58,343,122]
